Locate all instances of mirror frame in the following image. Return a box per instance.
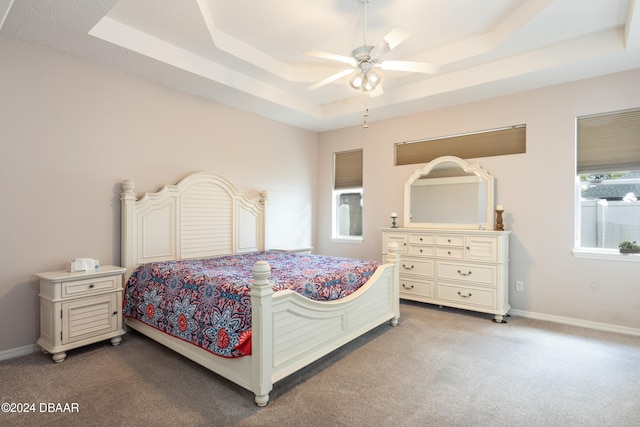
[403,156,495,230]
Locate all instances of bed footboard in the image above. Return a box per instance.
[249,243,400,406]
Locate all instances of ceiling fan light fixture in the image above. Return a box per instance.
[366,70,381,86]
[350,72,365,89]
[362,70,381,92]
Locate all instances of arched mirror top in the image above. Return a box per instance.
[403,156,495,230]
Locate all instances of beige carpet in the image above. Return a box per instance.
[1,301,639,426]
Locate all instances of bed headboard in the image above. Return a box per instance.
[121,172,267,276]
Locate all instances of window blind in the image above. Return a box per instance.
[334,149,363,189]
[577,108,640,174]
[395,125,526,166]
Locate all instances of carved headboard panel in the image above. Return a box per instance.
[121,172,267,277]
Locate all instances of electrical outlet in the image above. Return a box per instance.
[515,281,524,291]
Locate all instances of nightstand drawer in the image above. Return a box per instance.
[62,276,119,298]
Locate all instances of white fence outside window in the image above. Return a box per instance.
[580,200,640,248]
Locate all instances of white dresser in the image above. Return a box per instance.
[382,228,510,322]
[36,265,126,362]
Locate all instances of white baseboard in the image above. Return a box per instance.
[0,344,39,361]
[510,309,640,336]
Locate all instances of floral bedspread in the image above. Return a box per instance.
[122,251,380,358]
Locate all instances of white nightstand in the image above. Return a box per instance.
[36,265,127,362]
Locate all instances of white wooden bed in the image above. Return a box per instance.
[120,172,400,406]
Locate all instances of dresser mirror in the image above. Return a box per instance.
[404,156,495,229]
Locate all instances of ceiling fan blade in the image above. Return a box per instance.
[370,28,411,58]
[307,69,356,91]
[379,60,440,74]
[303,50,355,65]
[384,28,411,50]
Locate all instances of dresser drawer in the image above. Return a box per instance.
[408,245,435,256]
[399,258,434,277]
[437,282,496,309]
[384,233,407,254]
[408,234,435,245]
[436,235,464,246]
[399,279,433,298]
[437,261,497,286]
[466,236,498,261]
[435,246,464,259]
[62,276,119,298]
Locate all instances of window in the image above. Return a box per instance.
[333,149,363,242]
[575,108,640,258]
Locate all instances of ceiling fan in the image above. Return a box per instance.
[303,0,439,94]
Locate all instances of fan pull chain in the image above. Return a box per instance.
[363,108,369,129]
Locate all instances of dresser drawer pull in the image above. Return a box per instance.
[447,239,452,243]
[88,284,95,289]
[402,264,415,270]
[457,291,472,298]
[457,270,472,276]
[112,311,118,316]
[447,251,452,255]
[401,283,415,290]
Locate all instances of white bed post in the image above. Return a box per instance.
[386,242,401,327]
[260,190,268,250]
[250,261,274,407]
[121,180,137,276]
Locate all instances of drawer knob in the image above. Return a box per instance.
[402,264,415,270]
[112,311,118,316]
[402,283,415,290]
[448,239,451,243]
[457,269,472,276]
[88,284,95,289]
[419,249,423,253]
[457,291,472,298]
[447,251,451,255]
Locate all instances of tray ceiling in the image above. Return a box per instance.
[2,0,639,131]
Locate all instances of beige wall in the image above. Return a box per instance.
[2,32,638,354]
[0,36,318,353]
[317,68,640,331]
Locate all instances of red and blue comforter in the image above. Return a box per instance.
[123,251,380,358]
